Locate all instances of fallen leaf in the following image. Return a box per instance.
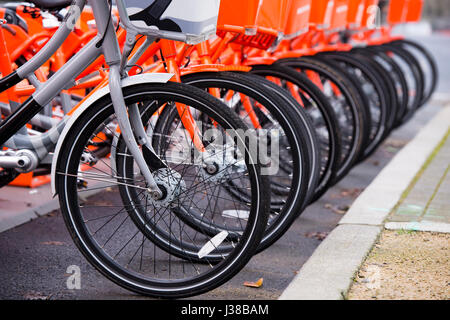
[23,291,51,300]
[340,188,362,198]
[41,241,65,246]
[243,278,263,288]
[46,210,58,217]
[305,231,329,241]
[385,139,407,148]
[91,200,114,206]
[335,205,350,214]
[324,204,349,215]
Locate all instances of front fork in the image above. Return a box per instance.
[108,64,164,199]
[107,30,165,199]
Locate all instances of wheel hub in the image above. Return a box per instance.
[150,168,186,209]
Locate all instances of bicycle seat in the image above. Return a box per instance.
[28,0,72,10]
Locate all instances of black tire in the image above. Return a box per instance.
[276,57,368,182]
[376,44,424,123]
[359,46,410,128]
[55,81,269,298]
[254,74,321,204]
[178,71,314,253]
[392,39,439,106]
[249,64,342,200]
[319,51,392,160]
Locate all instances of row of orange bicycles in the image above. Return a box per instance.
[0,0,438,297]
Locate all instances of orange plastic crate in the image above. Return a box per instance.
[387,0,409,24]
[216,0,260,35]
[284,0,312,38]
[347,0,365,27]
[330,0,350,30]
[256,0,291,32]
[216,0,290,49]
[405,0,423,22]
[309,0,336,29]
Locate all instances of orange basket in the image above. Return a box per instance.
[330,0,350,30]
[309,0,336,29]
[216,0,260,35]
[256,0,291,31]
[387,0,409,24]
[216,0,290,49]
[361,0,380,29]
[405,0,423,22]
[284,0,312,39]
[347,0,365,28]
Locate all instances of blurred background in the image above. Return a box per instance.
[423,0,450,30]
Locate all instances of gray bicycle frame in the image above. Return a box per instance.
[6,0,163,196]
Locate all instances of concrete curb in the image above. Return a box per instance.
[279,225,381,300]
[279,106,450,300]
[0,180,109,234]
[431,93,450,105]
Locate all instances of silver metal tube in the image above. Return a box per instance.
[0,155,30,169]
[127,36,156,69]
[32,35,102,106]
[90,1,161,196]
[108,64,162,196]
[119,30,137,75]
[16,0,87,78]
[89,0,122,65]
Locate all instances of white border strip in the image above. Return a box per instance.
[385,221,450,233]
[279,106,450,300]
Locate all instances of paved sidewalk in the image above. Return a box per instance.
[347,129,450,300]
[280,105,450,300]
[347,230,449,300]
[0,184,59,233]
[386,130,450,232]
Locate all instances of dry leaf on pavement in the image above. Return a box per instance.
[243,278,263,288]
[305,231,329,241]
[41,241,65,246]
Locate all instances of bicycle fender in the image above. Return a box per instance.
[50,73,174,196]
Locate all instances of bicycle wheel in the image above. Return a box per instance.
[375,44,424,123]
[276,57,369,182]
[254,74,321,204]
[249,64,342,200]
[360,46,410,128]
[176,71,315,253]
[392,39,439,107]
[55,81,270,298]
[319,51,391,160]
